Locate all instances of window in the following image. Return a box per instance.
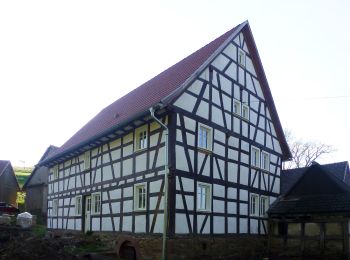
[134,183,147,210]
[238,49,246,67]
[135,125,148,151]
[52,199,58,216]
[84,151,91,170]
[242,104,249,120]
[251,146,260,168]
[198,123,212,151]
[233,100,241,116]
[261,151,270,171]
[75,196,82,216]
[197,182,212,211]
[250,194,259,216]
[91,193,101,215]
[53,166,59,180]
[260,196,269,216]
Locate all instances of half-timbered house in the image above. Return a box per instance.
[41,21,291,259]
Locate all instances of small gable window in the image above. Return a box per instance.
[134,183,147,211]
[197,182,212,212]
[233,100,241,116]
[242,104,250,121]
[198,123,212,151]
[251,146,260,168]
[238,49,246,67]
[261,151,270,171]
[135,125,148,151]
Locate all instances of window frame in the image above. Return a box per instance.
[197,123,213,152]
[53,166,59,180]
[75,195,82,216]
[250,193,259,216]
[84,151,91,170]
[52,199,58,216]
[238,49,246,67]
[91,192,101,215]
[242,104,250,121]
[251,146,260,168]
[260,195,269,217]
[261,151,270,171]
[135,125,148,152]
[134,183,147,211]
[196,182,212,212]
[233,99,241,116]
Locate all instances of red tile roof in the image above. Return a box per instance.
[43,21,291,164]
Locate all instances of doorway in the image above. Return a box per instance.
[84,195,91,232]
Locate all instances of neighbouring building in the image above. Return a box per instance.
[40,21,291,259]
[23,145,58,222]
[268,161,350,259]
[0,160,20,206]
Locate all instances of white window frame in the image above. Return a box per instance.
[261,151,270,171]
[233,99,241,116]
[135,125,148,151]
[242,104,250,121]
[52,199,58,216]
[260,196,269,216]
[53,166,59,180]
[75,195,82,216]
[250,193,259,216]
[91,192,101,215]
[251,146,260,168]
[196,182,212,212]
[197,123,213,151]
[134,183,147,211]
[84,151,91,170]
[238,49,246,67]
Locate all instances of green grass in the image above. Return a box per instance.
[14,169,32,188]
[32,225,47,238]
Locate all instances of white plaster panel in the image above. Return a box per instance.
[212,88,221,106]
[150,133,159,147]
[225,63,237,81]
[256,130,265,145]
[176,129,183,143]
[212,71,218,87]
[198,152,210,177]
[233,35,240,46]
[225,113,232,131]
[122,158,133,176]
[238,67,245,86]
[176,194,184,209]
[188,80,203,95]
[94,168,102,184]
[213,184,225,198]
[110,138,121,149]
[241,153,249,165]
[135,153,147,173]
[212,106,224,126]
[184,116,196,132]
[273,177,280,193]
[270,122,277,137]
[103,153,110,164]
[197,214,210,234]
[123,186,133,198]
[110,188,121,200]
[186,132,195,147]
[250,219,259,234]
[185,195,194,211]
[227,202,237,214]
[92,217,100,231]
[246,56,256,77]
[102,203,110,215]
[214,216,225,234]
[228,217,237,233]
[266,135,273,150]
[174,92,197,113]
[233,117,240,134]
[113,217,120,231]
[135,215,146,233]
[258,116,265,130]
[214,129,226,143]
[223,42,237,61]
[240,189,248,201]
[123,200,133,213]
[273,138,282,154]
[212,54,230,71]
[220,75,233,96]
[203,85,209,99]
[240,203,248,216]
[213,143,225,157]
[182,177,194,192]
[240,166,249,186]
[76,219,81,231]
[151,213,164,233]
[123,144,133,157]
[176,214,189,234]
[228,136,239,148]
[112,162,121,178]
[250,111,258,125]
[176,145,189,172]
[150,196,164,210]
[102,218,113,231]
[111,201,120,214]
[150,179,162,193]
[222,95,231,112]
[246,73,255,94]
[227,162,238,183]
[242,121,248,138]
[122,216,132,231]
[103,165,113,181]
[227,187,237,200]
[253,77,264,99]
[213,200,225,213]
[197,101,209,120]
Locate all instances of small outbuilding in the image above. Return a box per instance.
[268,161,350,259]
[0,160,20,206]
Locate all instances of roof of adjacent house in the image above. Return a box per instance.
[280,161,350,195]
[269,162,350,216]
[0,160,20,190]
[23,145,58,189]
[41,21,291,166]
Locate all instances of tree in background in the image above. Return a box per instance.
[283,130,336,169]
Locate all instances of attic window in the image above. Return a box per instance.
[238,49,246,67]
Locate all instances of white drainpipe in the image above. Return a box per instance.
[149,106,169,260]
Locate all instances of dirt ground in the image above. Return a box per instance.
[0,225,117,260]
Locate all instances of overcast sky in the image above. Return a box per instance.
[0,0,349,167]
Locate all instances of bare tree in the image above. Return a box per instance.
[283,130,336,169]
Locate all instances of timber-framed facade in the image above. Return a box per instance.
[42,21,291,259]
